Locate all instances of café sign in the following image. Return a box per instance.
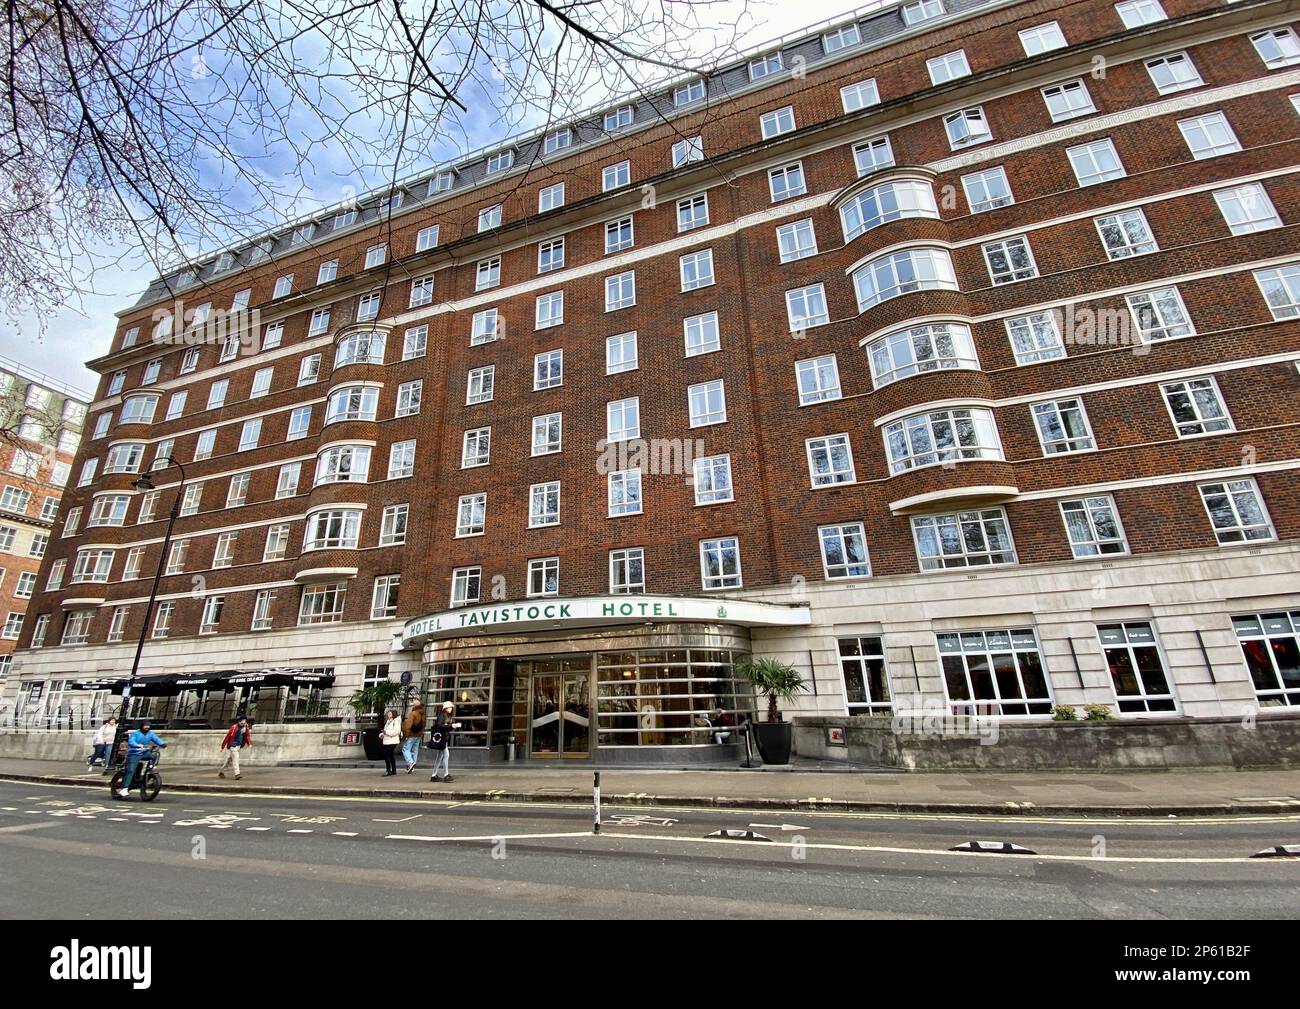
[400,594,810,648]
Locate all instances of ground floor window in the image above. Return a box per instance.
[1097,622,1176,713]
[838,637,892,713]
[1233,611,1300,707]
[425,660,493,748]
[937,628,1052,716]
[21,680,44,708]
[284,673,334,720]
[595,649,752,746]
[174,689,209,720]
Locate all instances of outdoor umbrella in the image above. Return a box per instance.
[223,667,337,689]
[68,677,126,692]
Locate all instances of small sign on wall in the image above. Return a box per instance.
[339,730,361,747]
[827,727,846,746]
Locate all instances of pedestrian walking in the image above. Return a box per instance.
[218,716,253,780]
[380,709,401,776]
[428,701,462,783]
[86,716,117,767]
[400,699,426,774]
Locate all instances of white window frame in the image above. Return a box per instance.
[687,380,726,427]
[1160,376,1233,437]
[819,523,871,580]
[1198,479,1275,544]
[699,537,742,590]
[1177,112,1241,160]
[806,434,856,487]
[927,50,970,85]
[1031,398,1097,455]
[606,332,638,374]
[841,80,880,113]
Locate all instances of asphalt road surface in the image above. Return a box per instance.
[1,776,1297,919]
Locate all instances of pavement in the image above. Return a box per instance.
[2,756,1299,816]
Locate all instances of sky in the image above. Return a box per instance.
[0,0,866,397]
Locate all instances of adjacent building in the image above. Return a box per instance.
[6,0,1300,759]
[0,358,88,716]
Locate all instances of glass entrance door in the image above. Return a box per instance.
[525,660,591,759]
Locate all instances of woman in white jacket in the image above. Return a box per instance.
[86,717,117,767]
[380,709,401,776]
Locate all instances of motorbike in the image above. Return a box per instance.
[109,745,163,802]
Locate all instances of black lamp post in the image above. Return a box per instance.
[105,455,187,772]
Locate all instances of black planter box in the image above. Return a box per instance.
[752,721,793,765]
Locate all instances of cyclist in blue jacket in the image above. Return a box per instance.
[118,720,166,798]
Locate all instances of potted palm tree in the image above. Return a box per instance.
[734,657,806,765]
[349,681,410,760]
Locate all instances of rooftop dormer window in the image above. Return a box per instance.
[674,79,705,107]
[822,24,861,53]
[749,52,783,80]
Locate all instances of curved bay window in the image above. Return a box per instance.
[867,322,978,387]
[884,407,1001,473]
[325,385,379,424]
[314,444,371,485]
[852,248,958,312]
[840,179,939,242]
[303,509,362,550]
[119,395,159,425]
[333,330,386,368]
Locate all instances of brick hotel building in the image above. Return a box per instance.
[6,0,1300,759]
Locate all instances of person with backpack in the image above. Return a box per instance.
[218,716,253,780]
[400,699,426,774]
[428,701,461,783]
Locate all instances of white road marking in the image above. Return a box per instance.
[1,807,17,811]
[373,814,423,823]
[245,827,271,832]
[332,831,359,837]
[750,823,812,831]
[108,818,128,822]
[604,814,680,827]
[389,830,592,843]
[0,821,61,834]
[288,829,313,834]
[608,832,1289,865]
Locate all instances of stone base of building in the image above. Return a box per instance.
[795,712,1300,770]
[0,723,343,765]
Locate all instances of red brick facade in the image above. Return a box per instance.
[16,0,1300,651]
[0,365,87,671]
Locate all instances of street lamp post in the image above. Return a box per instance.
[105,455,187,772]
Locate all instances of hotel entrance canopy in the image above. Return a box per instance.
[400,594,811,650]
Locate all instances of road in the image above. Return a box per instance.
[1,776,1297,919]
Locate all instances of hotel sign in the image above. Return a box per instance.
[400,594,810,648]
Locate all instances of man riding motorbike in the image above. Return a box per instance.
[118,720,167,798]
